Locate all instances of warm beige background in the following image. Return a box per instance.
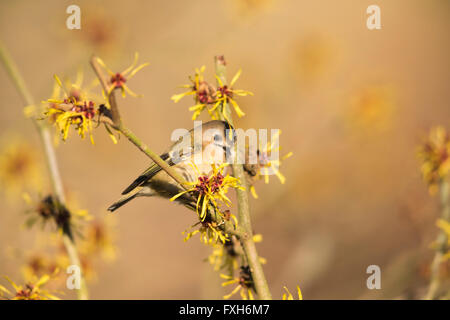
[0,0,449,299]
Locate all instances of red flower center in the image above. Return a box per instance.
[195,176,210,194]
[210,173,224,193]
[218,85,233,99]
[70,101,96,119]
[110,73,127,88]
[197,91,209,104]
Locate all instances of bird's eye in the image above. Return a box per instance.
[214,134,222,142]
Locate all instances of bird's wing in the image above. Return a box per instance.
[120,133,198,195]
[121,153,172,195]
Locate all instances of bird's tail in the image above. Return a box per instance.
[108,187,143,212]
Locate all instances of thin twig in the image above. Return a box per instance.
[426,180,450,299]
[214,55,272,300]
[0,41,89,300]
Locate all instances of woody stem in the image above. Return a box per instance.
[215,55,272,300]
[426,180,450,299]
[0,41,89,300]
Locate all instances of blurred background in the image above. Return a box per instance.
[0,0,449,299]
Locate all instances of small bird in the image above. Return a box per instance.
[107,120,236,212]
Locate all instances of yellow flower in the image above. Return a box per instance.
[47,102,96,144]
[24,234,98,283]
[183,220,230,245]
[259,130,292,184]
[23,193,92,241]
[61,69,99,102]
[21,254,57,282]
[96,52,149,97]
[291,35,335,86]
[26,69,96,122]
[418,126,450,194]
[208,240,239,272]
[347,84,396,133]
[19,212,116,284]
[0,274,60,300]
[0,139,43,198]
[221,266,254,300]
[209,234,264,274]
[247,130,293,198]
[170,163,243,221]
[171,66,206,103]
[172,66,253,121]
[212,69,253,122]
[78,216,118,262]
[44,75,99,144]
[51,220,115,283]
[282,285,303,300]
[171,66,218,120]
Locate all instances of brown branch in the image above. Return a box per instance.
[426,180,450,299]
[214,55,272,300]
[0,41,89,300]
